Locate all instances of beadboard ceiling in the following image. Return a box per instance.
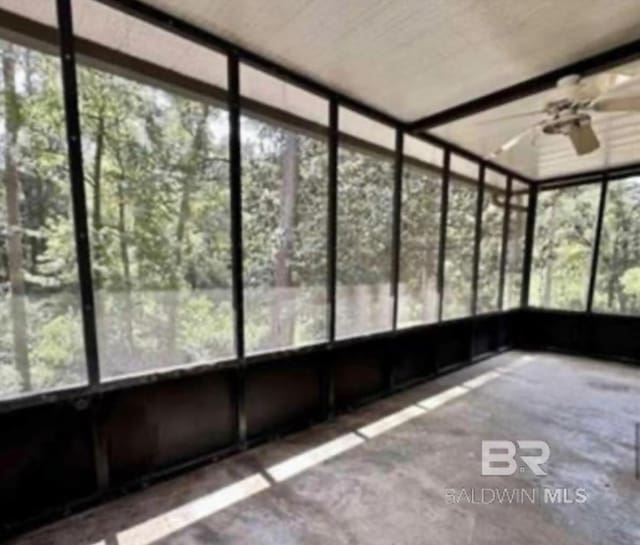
[139,0,640,123]
[137,0,640,180]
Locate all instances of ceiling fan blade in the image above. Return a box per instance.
[594,72,640,96]
[556,73,637,101]
[591,95,640,112]
[578,72,633,99]
[487,125,538,159]
[567,123,600,155]
[475,110,544,125]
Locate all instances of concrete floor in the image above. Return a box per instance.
[10,351,640,545]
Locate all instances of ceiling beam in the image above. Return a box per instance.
[408,35,640,132]
[537,160,640,188]
[413,131,534,183]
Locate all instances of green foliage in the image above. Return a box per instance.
[1,37,534,398]
[531,185,599,310]
[621,267,640,297]
[443,176,477,319]
[397,164,441,325]
[593,177,640,315]
[531,178,640,315]
[477,182,505,313]
[31,312,82,387]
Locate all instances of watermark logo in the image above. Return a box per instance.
[445,438,589,505]
[481,440,550,476]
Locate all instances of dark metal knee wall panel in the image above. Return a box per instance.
[0,312,514,537]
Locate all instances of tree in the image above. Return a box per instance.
[594,177,640,314]
[530,185,600,309]
[2,42,30,390]
[398,165,441,325]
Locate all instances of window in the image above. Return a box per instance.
[504,180,528,309]
[336,109,394,338]
[594,176,640,315]
[75,1,233,378]
[241,66,328,353]
[0,21,86,398]
[442,155,478,320]
[530,184,599,310]
[477,171,506,313]
[397,137,442,327]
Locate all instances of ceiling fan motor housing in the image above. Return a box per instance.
[541,112,591,135]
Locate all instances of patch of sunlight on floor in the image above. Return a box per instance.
[267,432,365,482]
[112,474,270,545]
[463,370,502,389]
[87,359,517,545]
[418,386,469,410]
[358,405,426,439]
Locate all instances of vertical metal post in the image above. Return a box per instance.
[325,98,338,417]
[57,0,108,494]
[471,164,485,316]
[498,177,512,310]
[89,405,110,491]
[385,129,404,392]
[586,175,608,312]
[437,150,450,322]
[520,184,537,307]
[391,129,404,330]
[228,54,246,445]
[56,0,100,387]
[327,99,338,342]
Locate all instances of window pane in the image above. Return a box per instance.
[398,138,442,327]
[241,111,328,353]
[0,33,86,398]
[76,14,233,378]
[336,109,394,338]
[530,185,599,310]
[476,171,506,313]
[504,181,528,309]
[442,155,478,320]
[594,176,640,315]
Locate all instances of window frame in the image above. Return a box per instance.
[0,0,538,411]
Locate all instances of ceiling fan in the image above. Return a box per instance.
[487,73,640,158]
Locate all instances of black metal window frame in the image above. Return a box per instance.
[472,166,513,316]
[440,153,486,320]
[0,0,531,412]
[528,178,600,311]
[527,171,640,317]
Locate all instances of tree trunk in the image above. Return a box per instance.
[612,242,625,312]
[2,44,30,390]
[542,198,558,306]
[91,111,106,342]
[166,105,208,358]
[115,173,134,355]
[424,242,436,321]
[270,132,299,345]
[507,199,525,307]
[92,112,105,289]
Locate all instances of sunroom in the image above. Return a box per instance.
[1,1,639,544]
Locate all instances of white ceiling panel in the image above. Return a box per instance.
[138,0,640,123]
